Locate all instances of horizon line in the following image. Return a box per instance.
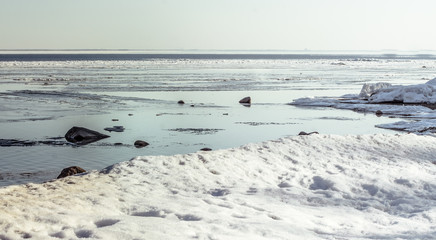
[1,48,436,53]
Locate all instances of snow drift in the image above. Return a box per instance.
[0,134,435,239]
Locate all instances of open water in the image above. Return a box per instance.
[1,51,436,186]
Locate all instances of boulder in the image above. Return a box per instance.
[200,147,212,151]
[65,126,110,145]
[57,166,86,179]
[239,97,251,105]
[178,100,185,104]
[134,140,149,148]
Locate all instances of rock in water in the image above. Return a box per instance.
[134,140,149,148]
[57,166,86,179]
[65,126,110,145]
[239,97,251,105]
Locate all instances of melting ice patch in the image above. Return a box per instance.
[0,134,435,239]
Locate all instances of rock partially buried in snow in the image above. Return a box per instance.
[239,96,251,105]
[178,100,185,104]
[64,126,110,145]
[57,166,86,179]
[134,140,149,148]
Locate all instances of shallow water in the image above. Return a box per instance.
[1,53,436,186]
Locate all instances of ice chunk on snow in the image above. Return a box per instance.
[359,82,392,99]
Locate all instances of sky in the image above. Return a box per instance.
[1,0,435,51]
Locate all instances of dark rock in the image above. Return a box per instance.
[65,127,110,145]
[134,140,149,148]
[112,119,119,122]
[190,104,195,107]
[178,100,185,104]
[104,126,125,132]
[128,113,133,116]
[298,131,319,136]
[375,110,383,117]
[57,166,86,179]
[114,142,123,146]
[239,97,251,105]
[200,147,212,151]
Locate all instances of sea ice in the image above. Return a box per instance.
[292,78,436,134]
[0,134,435,239]
[369,78,436,104]
[359,82,392,99]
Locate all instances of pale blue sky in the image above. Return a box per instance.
[1,0,435,51]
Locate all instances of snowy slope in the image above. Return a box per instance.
[0,134,436,239]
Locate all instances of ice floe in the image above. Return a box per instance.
[0,134,435,239]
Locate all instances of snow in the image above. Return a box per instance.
[1,134,436,239]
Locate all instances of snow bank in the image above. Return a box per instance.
[1,134,436,239]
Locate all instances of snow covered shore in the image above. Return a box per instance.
[0,134,435,239]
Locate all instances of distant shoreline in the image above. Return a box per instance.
[1,52,436,61]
